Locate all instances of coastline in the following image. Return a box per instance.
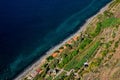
[14,1,113,80]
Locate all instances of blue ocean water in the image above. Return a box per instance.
[0,0,111,79]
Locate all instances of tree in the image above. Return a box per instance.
[46,56,54,61]
[65,44,72,49]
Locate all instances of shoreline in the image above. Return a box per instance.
[14,1,112,80]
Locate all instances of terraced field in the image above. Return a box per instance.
[24,0,120,80]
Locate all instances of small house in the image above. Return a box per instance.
[84,62,89,67]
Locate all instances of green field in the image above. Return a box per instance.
[64,41,100,71]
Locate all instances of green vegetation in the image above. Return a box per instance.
[64,41,100,71]
[66,71,75,80]
[33,74,42,80]
[46,76,53,80]
[46,56,54,61]
[109,0,120,8]
[115,41,119,48]
[103,43,111,49]
[54,71,67,80]
[90,22,102,37]
[79,38,92,49]
[93,58,102,67]
[59,46,64,49]
[58,50,78,68]
[101,17,120,28]
[75,41,100,69]
[33,67,49,80]
[101,49,109,57]
[91,17,120,37]
[116,0,120,3]
[112,31,116,38]
[104,10,113,17]
[49,59,59,69]
[65,44,72,49]
[55,50,60,53]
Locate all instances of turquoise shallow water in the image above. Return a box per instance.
[0,0,111,79]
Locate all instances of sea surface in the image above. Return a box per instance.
[0,0,111,79]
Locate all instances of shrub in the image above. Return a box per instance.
[65,44,72,49]
[115,41,119,48]
[65,41,100,71]
[54,72,67,80]
[112,32,116,38]
[90,22,102,37]
[79,38,92,49]
[58,50,78,68]
[101,17,120,28]
[102,49,109,57]
[59,46,64,49]
[55,50,60,53]
[46,56,54,61]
